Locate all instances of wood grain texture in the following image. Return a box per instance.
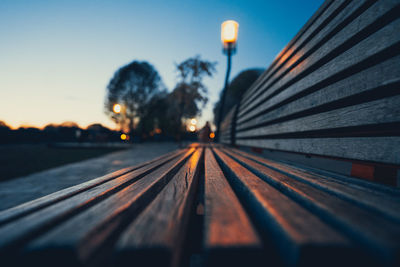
[0,149,186,226]
[212,148,351,266]
[240,0,354,110]
[236,137,400,164]
[18,148,195,266]
[237,55,400,131]
[240,0,338,103]
[224,149,400,223]
[226,147,400,223]
[115,148,203,267]
[203,148,262,267]
[0,149,187,258]
[237,94,400,138]
[239,0,399,120]
[222,148,400,264]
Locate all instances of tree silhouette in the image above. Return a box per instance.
[105,61,164,135]
[169,56,217,135]
[137,91,170,138]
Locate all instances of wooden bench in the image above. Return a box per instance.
[0,144,399,266]
[220,0,400,186]
[1,1,400,266]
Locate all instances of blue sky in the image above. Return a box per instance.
[0,0,323,129]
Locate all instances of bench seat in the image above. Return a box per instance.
[0,144,399,267]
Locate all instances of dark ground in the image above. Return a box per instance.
[0,144,124,182]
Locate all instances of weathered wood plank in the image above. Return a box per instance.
[15,149,196,266]
[223,148,400,264]
[203,148,262,267]
[115,148,203,267]
[237,56,400,131]
[236,137,400,164]
[240,0,338,103]
[212,148,351,266]
[224,148,400,223]
[237,94,400,138]
[239,4,400,122]
[239,0,398,118]
[220,108,235,135]
[0,149,186,226]
[0,149,187,258]
[240,0,355,110]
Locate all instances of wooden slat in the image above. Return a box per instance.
[12,149,196,266]
[236,137,400,165]
[240,0,351,110]
[220,108,235,136]
[115,148,203,267]
[212,148,351,266]
[225,148,400,223]
[203,148,262,267]
[239,2,400,122]
[0,149,186,226]
[222,148,400,264]
[237,55,400,131]
[240,0,337,103]
[237,94,400,138]
[239,0,398,118]
[0,149,187,257]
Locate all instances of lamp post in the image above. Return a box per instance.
[216,20,239,142]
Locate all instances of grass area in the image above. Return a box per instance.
[0,144,125,182]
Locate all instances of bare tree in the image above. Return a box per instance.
[169,56,217,135]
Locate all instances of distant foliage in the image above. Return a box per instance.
[0,122,122,144]
[105,56,216,141]
[213,68,264,124]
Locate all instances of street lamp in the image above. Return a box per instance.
[216,20,238,142]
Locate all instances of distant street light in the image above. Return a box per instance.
[216,20,238,142]
[190,118,197,125]
[113,103,122,114]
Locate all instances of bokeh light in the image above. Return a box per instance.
[113,104,122,114]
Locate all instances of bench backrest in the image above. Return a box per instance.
[220,0,400,169]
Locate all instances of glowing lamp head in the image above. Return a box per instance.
[120,133,127,140]
[209,132,215,139]
[221,20,239,44]
[113,104,121,114]
[190,118,197,125]
[189,125,196,132]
